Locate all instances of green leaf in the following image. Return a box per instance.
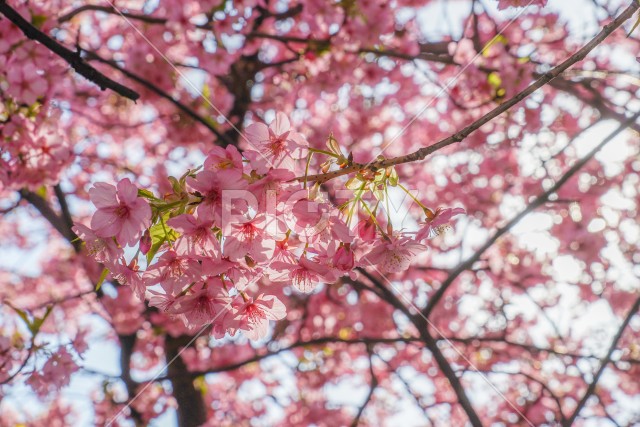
[6,304,52,335]
[627,14,640,37]
[388,169,399,187]
[30,306,53,335]
[10,305,31,329]
[146,215,179,264]
[168,176,182,194]
[345,176,362,190]
[481,34,508,57]
[138,188,161,201]
[95,268,109,291]
[35,185,47,199]
[31,14,47,29]
[487,72,502,89]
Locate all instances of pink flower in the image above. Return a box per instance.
[147,288,180,312]
[333,244,355,272]
[247,168,297,210]
[168,284,230,329]
[235,294,286,340]
[244,112,308,174]
[27,347,79,397]
[356,216,378,242]
[71,329,90,356]
[223,213,275,262]
[272,235,302,264]
[204,145,244,176]
[187,170,246,223]
[146,249,202,290]
[415,207,465,241]
[365,235,427,273]
[167,214,220,256]
[89,178,151,247]
[6,66,48,105]
[109,258,146,300]
[72,223,123,263]
[270,255,334,293]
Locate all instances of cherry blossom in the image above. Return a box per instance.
[235,294,287,340]
[89,178,151,246]
[415,207,466,241]
[365,234,428,273]
[244,112,309,173]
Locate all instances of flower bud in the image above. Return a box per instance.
[333,245,355,271]
[140,229,152,255]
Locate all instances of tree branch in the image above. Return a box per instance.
[58,4,167,24]
[350,345,378,427]
[82,49,234,146]
[563,296,640,426]
[118,333,144,425]
[0,0,139,101]
[19,189,79,245]
[356,268,484,427]
[422,111,640,319]
[298,1,640,184]
[184,335,420,379]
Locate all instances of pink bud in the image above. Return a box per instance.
[333,245,355,271]
[357,217,377,241]
[140,229,152,255]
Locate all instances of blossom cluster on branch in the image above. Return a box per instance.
[75,113,464,339]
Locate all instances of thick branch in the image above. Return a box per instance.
[164,335,208,427]
[299,1,640,184]
[19,189,79,246]
[563,296,640,426]
[0,0,139,100]
[423,112,640,319]
[119,334,144,425]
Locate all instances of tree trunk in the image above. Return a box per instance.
[165,335,208,427]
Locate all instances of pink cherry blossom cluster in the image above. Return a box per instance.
[0,108,73,191]
[74,113,464,340]
[1,3,72,191]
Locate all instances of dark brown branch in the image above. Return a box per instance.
[0,345,35,386]
[118,334,144,425]
[422,111,640,319]
[184,336,420,379]
[19,189,79,245]
[356,269,484,427]
[563,296,640,426]
[461,368,567,424]
[444,335,640,365]
[52,184,80,251]
[83,50,234,146]
[350,345,378,427]
[59,3,303,26]
[0,0,139,101]
[58,5,167,24]
[164,335,208,427]
[298,1,640,184]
